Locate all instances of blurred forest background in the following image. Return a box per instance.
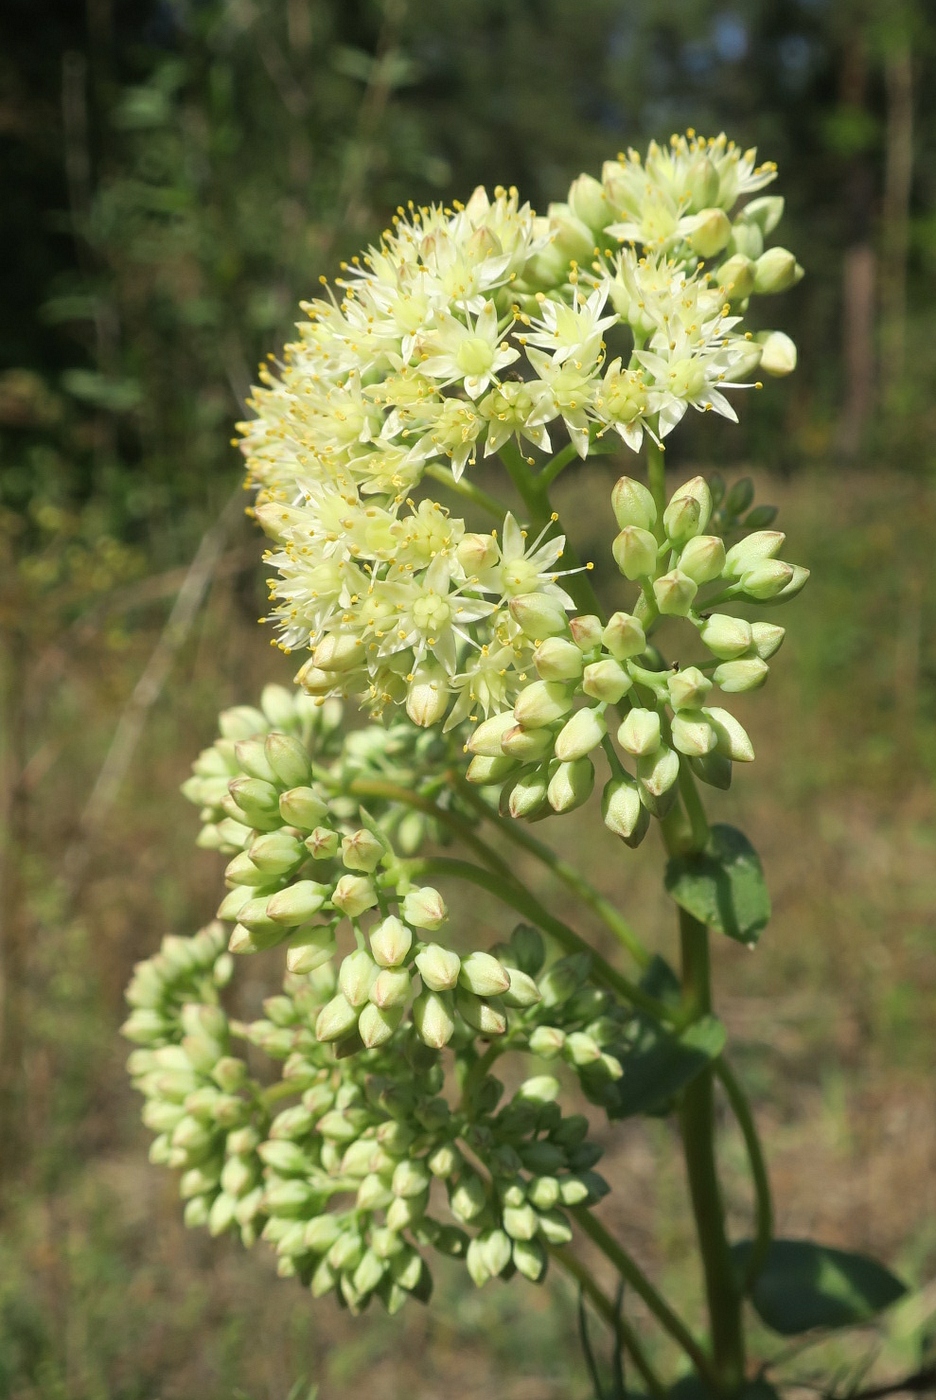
[1,1,936,1396]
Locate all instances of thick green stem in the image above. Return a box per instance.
[574,1209,719,1389]
[406,855,674,1023]
[715,1058,774,1294]
[678,908,746,1396]
[552,1246,668,1400]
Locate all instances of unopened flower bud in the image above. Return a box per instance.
[756,329,797,376]
[700,614,753,659]
[285,925,336,974]
[415,943,460,991]
[713,658,769,692]
[402,886,447,930]
[228,777,280,827]
[234,737,277,783]
[507,766,550,819]
[450,1171,487,1223]
[612,526,658,580]
[247,831,303,877]
[406,665,449,727]
[267,880,329,925]
[663,476,712,543]
[370,915,413,968]
[315,993,359,1043]
[502,968,541,1008]
[555,706,607,762]
[671,709,718,756]
[617,707,661,757]
[704,706,755,762]
[611,476,657,531]
[601,776,649,847]
[601,610,646,660]
[341,829,385,873]
[529,1025,566,1058]
[717,253,756,301]
[305,826,339,860]
[688,207,731,257]
[428,1143,462,1178]
[467,753,518,784]
[468,711,517,757]
[456,532,498,573]
[569,614,604,651]
[679,534,726,584]
[219,705,267,741]
[456,987,507,1036]
[501,725,554,761]
[741,559,794,599]
[370,966,411,1010]
[568,172,614,232]
[636,744,680,807]
[513,680,574,728]
[533,637,583,681]
[742,194,785,234]
[774,564,809,601]
[753,246,802,294]
[668,666,712,711]
[724,530,784,577]
[332,875,378,918]
[412,989,456,1048]
[338,949,378,1007]
[264,732,311,789]
[508,592,569,639]
[751,621,785,659]
[459,951,510,998]
[582,659,632,703]
[313,634,365,672]
[547,758,595,814]
[278,786,329,830]
[653,569,698,616]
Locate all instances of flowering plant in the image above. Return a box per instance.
[124,133,908,1396]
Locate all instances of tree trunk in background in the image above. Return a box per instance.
[880,41,914,415]
[835,28,876,459]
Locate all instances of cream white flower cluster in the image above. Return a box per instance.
[239,132,801,726]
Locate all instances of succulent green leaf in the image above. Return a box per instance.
[731,1239,907,1335]
[601,1014,726,1119]
[664,824,770,945]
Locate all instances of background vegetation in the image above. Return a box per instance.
[1,1,934,1395]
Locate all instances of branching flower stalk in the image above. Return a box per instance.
[124,133,910,1396]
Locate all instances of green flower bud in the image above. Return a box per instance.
[502,968,542,1008]
[536,1208,573,1244]
[688,207,732,258]
[617,707,661,756]
[278,786,329,830]
[507,766,550,819]
[427,1143,462,1178]
[449,1172,487,1223]
[247,831,304,877]
[405,664,449,728]
[569,614,604,651]
[370,1225,405,1259]
[554,707,606,762]
[353,1249,387,1297]
[601,776,650,848]
[412,989,456,1048]
[501,725,554,761]
[311,1257,337,1298]
[219,705,267,741]
[690,750,733,790]
[332,875,378,918]
[713,658,769,692]
[220,1155,258,1198]
[753,246,802,295]
[611,476,657,532]
[679,533,726,584]
[730,219,764,260]
[568,172,614,232]
[467,710,517,757]
[216,885,254,921]
[234,738,277,784]
[513,1236,548,1282]
[579,655,632,700]
[503,1202,538,1241]
[466,753,518,784]
[513,680,574,729]
[258,1139,310,1176]
[533,637,584,682]
[653,569,698,616]
[751,621,785,659]
[547,758,595,814]
[228,777,281,829]
[315,993,359,1043]
[547,202,597,260]
[756,329,797,376]
[717,252,756,301]
[328,1229,364,1272]
[304,1215,342,1254]
[222,852,268,889]
[234,896,278,933]
[284,924,336,974]
[601,610,646,660]
[528,1025,566,1058]
[668,666,712,711]
[457,531,499,573]
[704,706,755,762]
[466,1237,492,1288]
[564,1031,602,1067]
[456,988,507,1036]
[671,709,718,757]
[338,949,378,1007]
[724,530,784,577]
[517,1074,561,1104]
[270,1103,314,1140]
[259,683,298,728]
[741,559,794,599]
[742,194,785,235]
[508,592,570,639]
[527,1176,560,1211]
[700,613,753,659]
[636,744,680,815]
[402,886,447,931]
[612,526,658,580]
[663,476,712,543]
[370,966,411,1009]
[459,951,510,998]
[264,732,311,789]
[313,634,365,672]
[341,828,385,873]
[370,915,413,968]
[267,880,329,925]
[183,1196,211,1229]
[773,564,809,601]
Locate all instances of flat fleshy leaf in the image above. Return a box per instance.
[598,1014,726,1119]
[731,1239,907,1336]
[664,824,770,945]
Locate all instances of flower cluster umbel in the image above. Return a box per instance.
[239,132,802,730]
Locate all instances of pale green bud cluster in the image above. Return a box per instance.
[465,472,806,844]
